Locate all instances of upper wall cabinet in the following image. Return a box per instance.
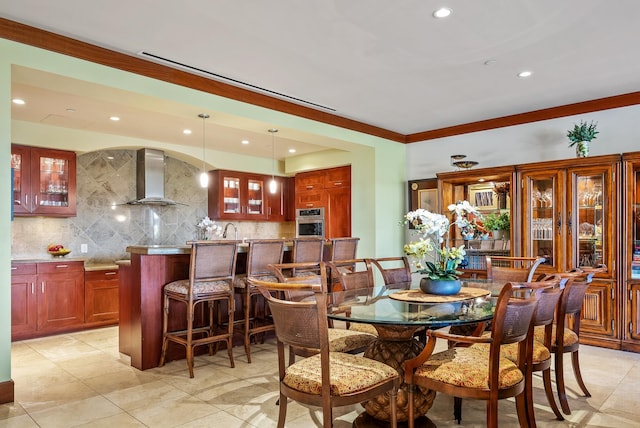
[11,144,77,217]
[208,170,292,222]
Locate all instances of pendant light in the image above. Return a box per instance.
[198,113,210,188]
[268,128,278,194]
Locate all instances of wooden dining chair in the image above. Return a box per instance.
[486,256,546,282]
[267,261,377,366]
[159,240,238,378]
[248,276,400,428]
[234,239,285,363]
[404,283,540,428]
[534,269,601,415]
[327,259,376,333]
[370,256,412,286]
[470,277,567,426]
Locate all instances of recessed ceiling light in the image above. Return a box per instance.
[183,129,192,135]
[241,140,250,145]
[109,116,120,121]
[12,98,25,105]
[288,149,296,153]
[518,70,533,78]
[66,108,76,112]
[433,7,452,18]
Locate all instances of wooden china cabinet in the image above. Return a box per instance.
[437,165,517,277]
[622,152,640,352]
[517,154,620,348]
[11,144,77,217]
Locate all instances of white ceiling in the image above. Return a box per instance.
[3,0,640,159]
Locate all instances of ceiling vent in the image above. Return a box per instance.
[137,50,336,112]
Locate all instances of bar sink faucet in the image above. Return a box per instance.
[222,222,238,241]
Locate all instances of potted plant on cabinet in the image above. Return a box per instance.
[483,211,510,240]
[567,120,598,158]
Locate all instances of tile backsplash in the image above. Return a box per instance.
[11,149,294,263]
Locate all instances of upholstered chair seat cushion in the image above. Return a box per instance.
[413,346,523,389]
[284,352,398,396]
[165,279,232,295]
[473,332,551,364]
[234,274,279,289]
[327,329,376,352]
[533,325,579,347]
[348,323,378,336]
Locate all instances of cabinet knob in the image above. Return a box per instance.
[105,271,117,276]
[55,265,69,269]
[306,185,313,190]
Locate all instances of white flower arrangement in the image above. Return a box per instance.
[196,216,222,240]
[402,200,481,280]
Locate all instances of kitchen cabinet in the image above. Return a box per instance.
[437,166,517,277]
[10,263,38,339]
[85,269,119,326]
[622,152,640,352]
[295,165,351,238]
[11,144,77,217]
[209,170,292,221]
[265,176,294,221]
[518,155,619,347]
[11,261,85,340]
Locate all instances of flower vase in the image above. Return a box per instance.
[419,278,462,295]
[576,141,589,158]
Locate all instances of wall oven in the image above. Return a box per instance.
[296,208,325,238]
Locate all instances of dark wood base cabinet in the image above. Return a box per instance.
[11,262,120,341]
[11,261,85,341]
[85,269,119,326]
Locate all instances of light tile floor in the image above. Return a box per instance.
[2,327,640,427]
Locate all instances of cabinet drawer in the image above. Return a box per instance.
[11,263,37,275]
[85,270,119,282]
[37,260,84,274]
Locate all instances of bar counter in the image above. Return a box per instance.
[119,242,297,370]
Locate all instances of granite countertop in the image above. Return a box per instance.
[126,241,299,255]
[11,257,119,271]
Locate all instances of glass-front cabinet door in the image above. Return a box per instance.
[520,169,565,273]
[246,178,264,216]
[567,166,614,272]
[222,175,241,215]
[11,145,77,217]
[623,153,640,347]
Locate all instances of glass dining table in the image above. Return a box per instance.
[326,277,502,427]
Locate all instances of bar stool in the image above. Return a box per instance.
[329,237,360,262]
[159,240,238,378]
[291,237,324,277]
[234,239,285,363]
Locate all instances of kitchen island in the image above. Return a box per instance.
[119,243,295,370]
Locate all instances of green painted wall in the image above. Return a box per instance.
[0,38,407,387]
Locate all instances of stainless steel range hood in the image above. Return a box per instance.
[126,148,178,206]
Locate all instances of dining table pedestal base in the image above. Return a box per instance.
[360,325,437,424]
[353,413,436,428]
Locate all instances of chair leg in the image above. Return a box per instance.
[159,294,170,367]
[453,397,462,423]
[571,350,591,397]
[487,399,498,428]
[542,367,564,420]
[226,296,235,368]
[186,303,195,378]
[516,390,531,428]
[407,385,415,428]
[277,391,288,428]
[389,388,398,428]
[555,351,571,415]
[244,288,252,363]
